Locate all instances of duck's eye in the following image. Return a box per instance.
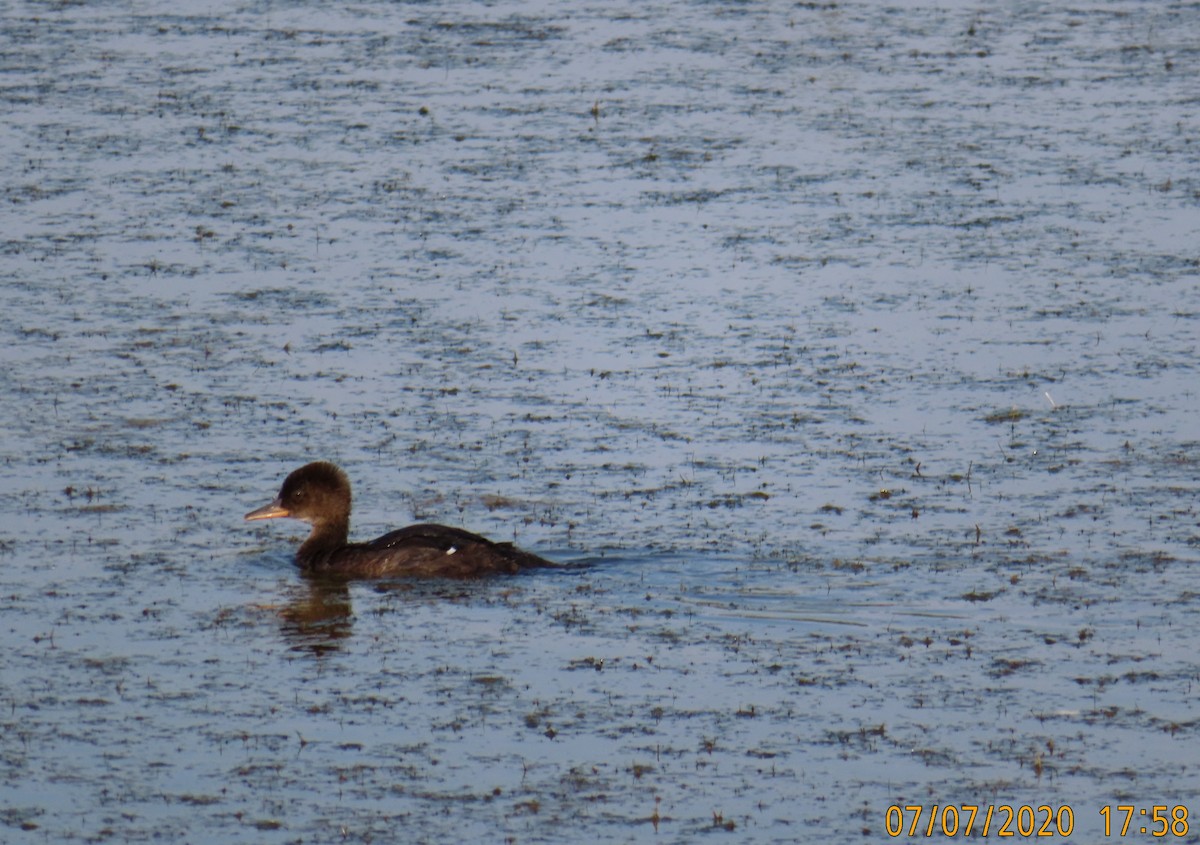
[291,489,305,502]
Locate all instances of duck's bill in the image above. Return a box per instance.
[245,497,290,521]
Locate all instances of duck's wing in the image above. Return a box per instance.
[362,522,556,575]
[366,523,498,553]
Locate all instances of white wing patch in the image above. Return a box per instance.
[446,546,457,555]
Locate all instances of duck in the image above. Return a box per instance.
[245,461,554,578]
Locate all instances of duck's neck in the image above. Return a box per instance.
[297,517,350,569]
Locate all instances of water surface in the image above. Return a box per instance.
[2,1,1199,841]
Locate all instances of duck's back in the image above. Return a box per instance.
[311,523,554,578]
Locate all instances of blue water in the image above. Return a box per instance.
[2,1,1199,841]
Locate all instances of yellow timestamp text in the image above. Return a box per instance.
[884,804,1191,838]
[1100,805,1190,837]
[885,804,1075,838]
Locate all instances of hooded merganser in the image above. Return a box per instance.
[245,461,554,578]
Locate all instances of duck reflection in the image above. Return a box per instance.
[278,574,462,654]
[279,574,355,654]
[277,565,578,654]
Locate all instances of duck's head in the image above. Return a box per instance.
[245,461,352,527]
